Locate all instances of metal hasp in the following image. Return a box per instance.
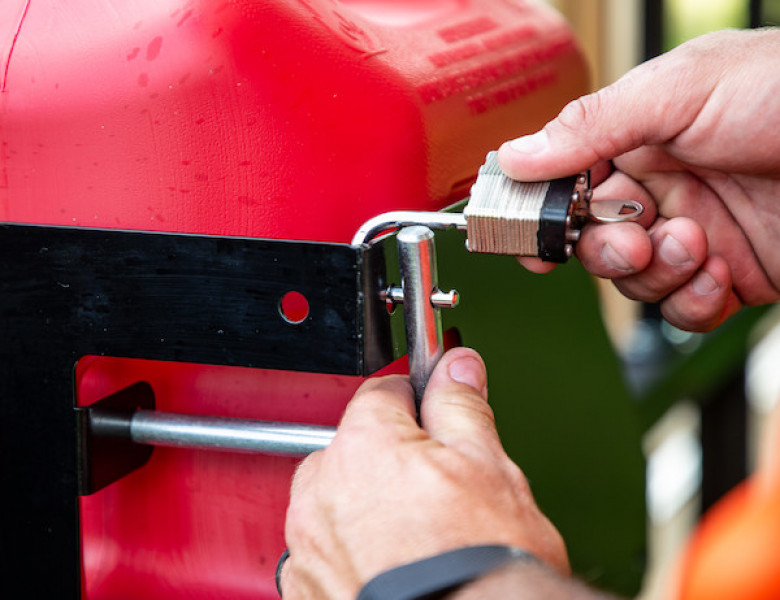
[354,220,460,407]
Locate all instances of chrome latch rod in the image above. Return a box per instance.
[90,408,335,457]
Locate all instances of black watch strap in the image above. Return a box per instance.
[356,544,537,600]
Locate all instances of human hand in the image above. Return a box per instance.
[279,347,568,599]
[498,28,780,332]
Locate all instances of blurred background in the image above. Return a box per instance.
[543,1,780,597]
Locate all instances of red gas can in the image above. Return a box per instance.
[1,1,588,597]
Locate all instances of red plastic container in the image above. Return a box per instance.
[1,1,588,597]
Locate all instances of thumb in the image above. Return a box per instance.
[420,348,503,456]
[496,50,703,181]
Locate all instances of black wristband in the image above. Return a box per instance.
[356,544,537,600]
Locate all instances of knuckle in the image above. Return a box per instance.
[613,255,701,302]
[284,497,314,543]
[661,297,720,333]
[503,460,532,496]
[328,425,381,461]
[613,278,664,304]
[341,387,412,430]
[289,453,318,497]
[556,90,625,160]
[556,95,595,136]
[442,389,496,423]
[349,376,406,408]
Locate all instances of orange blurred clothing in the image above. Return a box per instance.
[676,404,780,600]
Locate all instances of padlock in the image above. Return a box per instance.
[464,152,643,261]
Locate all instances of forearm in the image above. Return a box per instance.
[451,560,622,600]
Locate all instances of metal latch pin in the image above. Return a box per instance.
[393,226,459,409]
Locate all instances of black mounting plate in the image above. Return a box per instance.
[0,223,393,597]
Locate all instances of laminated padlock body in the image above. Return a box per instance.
[1,1,593,598]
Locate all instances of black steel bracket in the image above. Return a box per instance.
[0,222,395,597]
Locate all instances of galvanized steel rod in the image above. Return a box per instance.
[91,409,335,457]
[397,226,444,409]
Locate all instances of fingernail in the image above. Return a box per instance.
[659,235,692,266]
[601,242,633,272]
[448,356,486,396]
[692,270,720,296]
[509,130,549,154]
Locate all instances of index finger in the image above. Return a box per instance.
[496,49,704,181]
[336,375,422,443]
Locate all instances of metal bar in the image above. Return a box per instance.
[397,226,444,409]
[91,409,336,457]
